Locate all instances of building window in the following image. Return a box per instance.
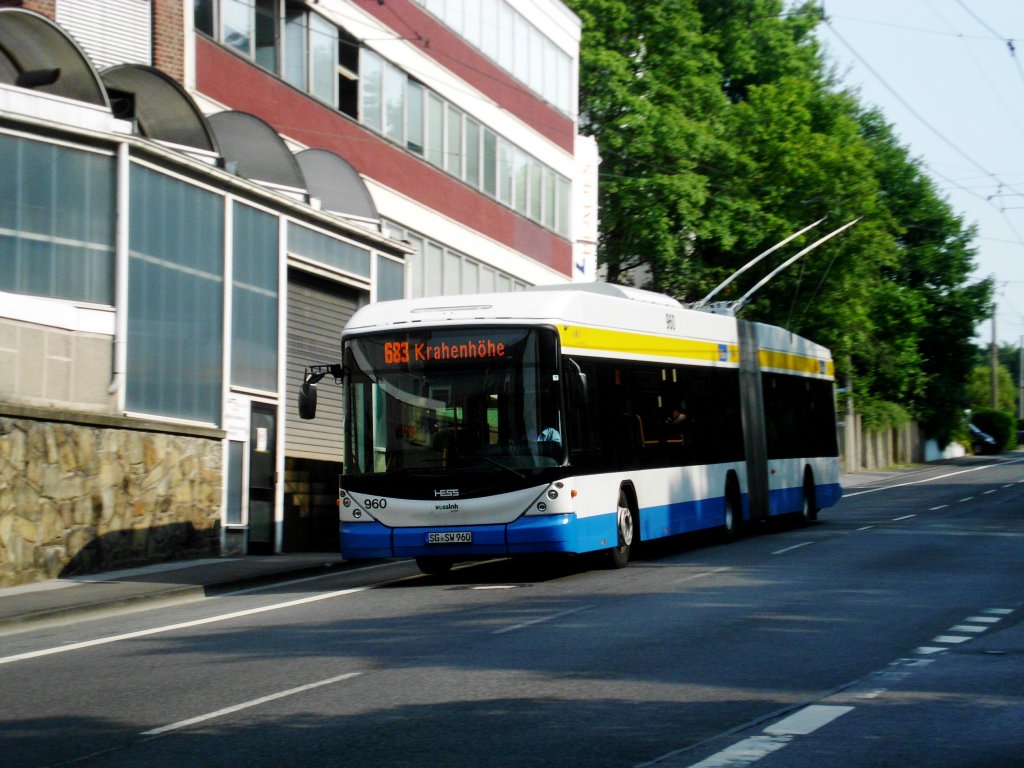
[383,58,406,143]
[288,222,370,278]
[413,0,574,115]
[127,165,224,423]
[385,221,526,299]
[232,202,279,392]
[255,0,278,72]
[426,92,444,167]
[0,134,115,305]
[197,0,572,236]
[309,12,337,105]
[465,117,480,188]
[407,81,425,154]
[226,440,245,525]
[283,6,307,91]
[361,49,383,133]
[445,104,463,176]
[482,129,497,197]
[222,0,252,57]
[376,255,405,301]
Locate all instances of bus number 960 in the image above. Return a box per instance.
[363,498,387,510]
[384,341,409,364]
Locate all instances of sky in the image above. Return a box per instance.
[814,0,1024,347]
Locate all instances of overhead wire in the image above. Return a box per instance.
[822,14,1024,255]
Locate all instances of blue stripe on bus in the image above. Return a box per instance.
[768,481,843,516]
[638,496,730,539]
[341,514,611,560]
[340,481,841,561]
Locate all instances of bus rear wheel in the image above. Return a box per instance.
[801,472,818,524]
[607,490,636,569]
[722,476,741,542]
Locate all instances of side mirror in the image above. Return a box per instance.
[298,379,317,420]
[297,363,344,420]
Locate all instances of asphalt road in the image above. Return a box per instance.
[2,457,1022,768]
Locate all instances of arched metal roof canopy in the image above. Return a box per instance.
[295,148,378,222]
[101,64,218,153]
[0,9,108,108]
[207,110,305,190]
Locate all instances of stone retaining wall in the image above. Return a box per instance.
[0,415,222,586]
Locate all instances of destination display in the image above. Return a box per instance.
[383,337,507,365]
[355,328,535,370]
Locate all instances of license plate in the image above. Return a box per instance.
[427,531,472,544]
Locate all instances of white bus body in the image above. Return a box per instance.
[324,283,841,572]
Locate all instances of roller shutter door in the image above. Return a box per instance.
[285,270,361,461]
[57,0,151,69]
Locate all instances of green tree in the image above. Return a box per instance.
[567,0,993,444]
[966,365,1017,414]
[569,0,731,287]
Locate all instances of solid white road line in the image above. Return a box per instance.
[0,585,375,667]
[763,705,855,736]
[684,735,792,768]
[140,672,362,735]
[491,605,594,635]
[678,706,854,768]
[671,567,731,585]
[770,542,814,556]
[842,458,1024,498]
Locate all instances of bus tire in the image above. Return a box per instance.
[416,557,454,576]
[801,470,818,524]
[722,475,741,542]
[607,489,636,569]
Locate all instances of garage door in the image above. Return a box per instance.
[285,270,362,461]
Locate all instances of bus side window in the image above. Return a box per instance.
[566,357,599,452]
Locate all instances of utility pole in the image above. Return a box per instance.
[990,311,998,409]
[1019,335,1023,420]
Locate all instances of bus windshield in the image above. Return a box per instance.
[344,326,563,476]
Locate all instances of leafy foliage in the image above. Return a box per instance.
[566,0,993,441]
[966,365,1017,415]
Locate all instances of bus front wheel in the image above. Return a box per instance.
[416,557,454,576]
[607,490,636,569]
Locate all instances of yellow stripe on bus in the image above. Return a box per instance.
[759,349,834,377]
[557,325,739,365]
[556,325,834,377]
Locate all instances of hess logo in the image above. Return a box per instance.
[434,489,459,498]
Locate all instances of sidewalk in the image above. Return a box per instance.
[0,552,348,634]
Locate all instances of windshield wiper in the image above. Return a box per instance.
[477,455,526,479]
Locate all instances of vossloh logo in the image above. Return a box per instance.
[435,502,459,511]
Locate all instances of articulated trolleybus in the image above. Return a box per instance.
[300,283,841,574]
